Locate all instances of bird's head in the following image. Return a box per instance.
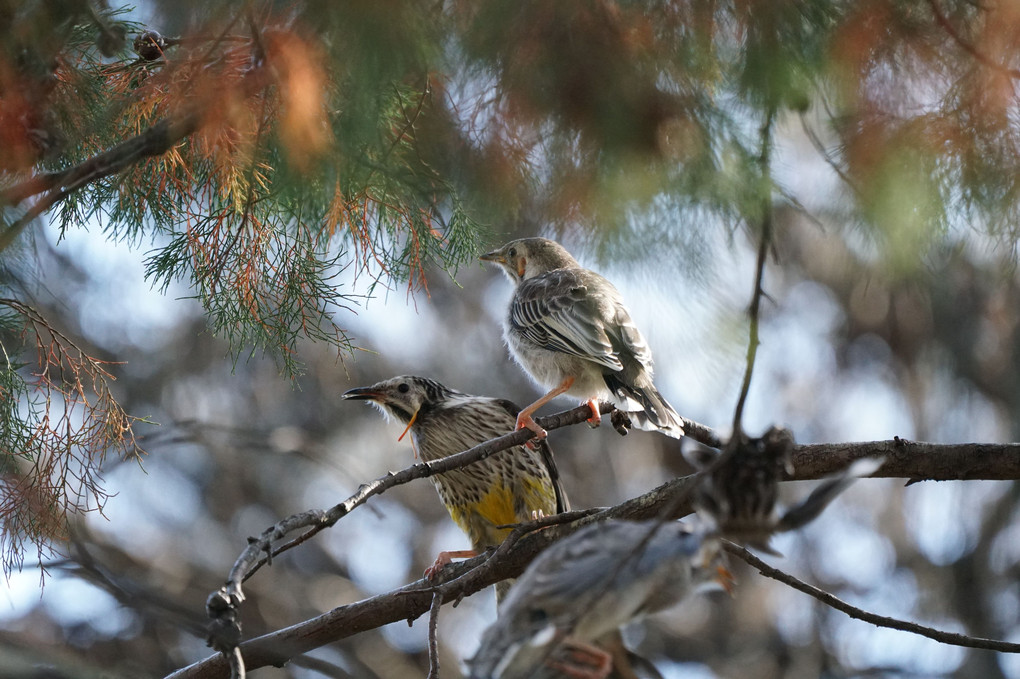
[693,534,735,596]
[480,237,580,282]
[342,375,454,426]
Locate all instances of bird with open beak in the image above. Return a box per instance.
[342,375,569,599]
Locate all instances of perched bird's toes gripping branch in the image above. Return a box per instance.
[609,407,632,436]
[424,549,478,580]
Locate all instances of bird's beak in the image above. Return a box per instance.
[479,249,505,264]
[342,387,381,402]
[715,564,736,596]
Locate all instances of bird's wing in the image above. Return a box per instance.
[468,527,616,679]
[495,398,571,513]
[501,523,627,618]
[469,522,709,679]
[510,270,623,371]
[603,295,654,371]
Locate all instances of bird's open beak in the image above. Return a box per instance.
[341,387,381,401]
[479,249,505,264]
[715,564,736,596]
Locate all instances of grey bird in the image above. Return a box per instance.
[480,237,684,440]
[687,427,884,554]
[465,519,731,679]
[342,375,569,598]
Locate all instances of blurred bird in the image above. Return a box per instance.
[480,237,684,440]
[466,519,731,679]
[687,427,884,553]
[342,375,569,597]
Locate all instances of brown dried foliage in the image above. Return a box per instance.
[0,299,144,575]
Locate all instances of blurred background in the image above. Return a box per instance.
[2,1,1020,678]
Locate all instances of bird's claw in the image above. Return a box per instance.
[424,552,453,581]
[584,399,601,429]
[515,412,548,441]
[610,409,631,436]
[547,640,613,679]
[424,549,478,581]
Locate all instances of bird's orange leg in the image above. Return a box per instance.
[517,377,576,440]
[424,549,478,580]
[583,398,601,428]
[547,639,613,679]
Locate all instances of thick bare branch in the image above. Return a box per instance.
[789,439,1020,482]
[166,431,1020,678]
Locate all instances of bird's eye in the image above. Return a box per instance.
[527,607,549,625]
[398,383,410,393]
[508,247,517,259]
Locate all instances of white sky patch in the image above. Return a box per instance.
[837,616,966,675]
[41,575,135,637]
[999,631,1020,678]
[0,570,45,621]
[321,498,417,596]
[43,220,202,352]
[87,456,207,564]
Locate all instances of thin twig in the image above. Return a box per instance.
[731,106,776,438]
[729,543,1020,653]
[426,591,443,679]
[799,111,861,196]
[222,403,628,601]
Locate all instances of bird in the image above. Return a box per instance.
[341,375,569,598]
[465,519,732,679]
[687,427,884,553]
[480,237,684,440]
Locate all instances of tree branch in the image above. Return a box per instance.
[731,106,776,437]
[729,543,1020,653]
[426,591,443,679]
[166,432,1020,678]
[0,113,201,254]
[221,402,633,602]
[789,439,1020,482]
[1,113,200,209]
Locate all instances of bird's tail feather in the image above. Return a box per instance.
[603,375,685,438]
[495,578,515,604]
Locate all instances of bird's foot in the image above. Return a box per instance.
[547,640,613,679]
[423,549,477,581]
[610,408,631,436]
[515,412,548,443]
[583,399,601,429]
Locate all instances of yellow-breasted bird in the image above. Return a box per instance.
[481,237,685,441]
[342,375,569,597]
